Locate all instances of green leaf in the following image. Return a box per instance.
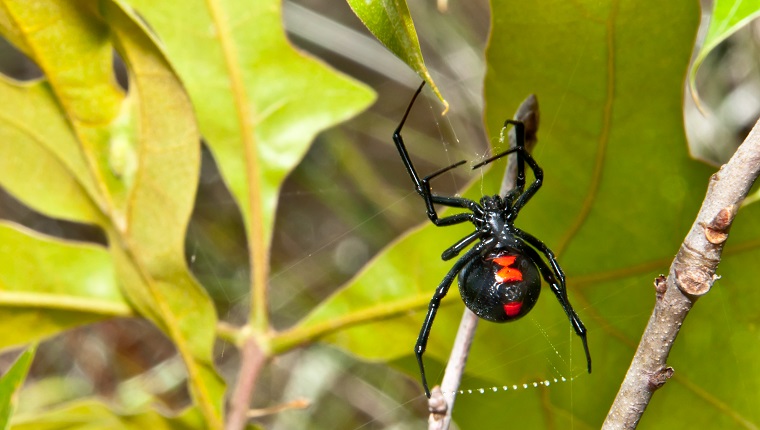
[287,1,760,427]
[119,0,375,331]
[689,0,760,103]
[10,399,203,430]
[101,4,225,425]
[0,346,35,430]
[0,78,102,224]
[0,1,223,426]
[345,0,447,108]
[0,1,126,214]
[0,222,128,350]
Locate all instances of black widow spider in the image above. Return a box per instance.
[393,82,591,398]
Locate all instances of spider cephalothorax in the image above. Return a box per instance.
[393,82,591,398]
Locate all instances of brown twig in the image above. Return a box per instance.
[603,117,760,429]
[247,397,310,418]
[427,309,478,429]
[428,95,540,429]
[226,336,268,430]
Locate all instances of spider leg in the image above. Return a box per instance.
[471,120,527,193]
[513,233,591,373]
[513,229,565,286]
[415,239,493,398]
[423,163,484,223]
[507,120,527,194]
[474,151,542,222]
[393,82,433,199]
[441,230,486,261]
[509,149,543,219]
[422,194,484,227]
[394,81,483,227]
[471,121,542,222]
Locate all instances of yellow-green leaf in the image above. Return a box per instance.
[689,0,760,103]
[0,1,223,426]
[0,222,127,350]
[101,3,224,425]
[0,346,35,430]
[0,0,125,216]
[346,0,446,107]
[120,0,375,332]
[0,78,101,224]
[10,399,203,430]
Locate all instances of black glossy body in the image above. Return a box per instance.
[459,250,540,322]
[394,82,591,398]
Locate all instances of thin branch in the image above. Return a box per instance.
[247,398,310,418]
[603,117,760,429]
[428,95,540,429]
[226,336,268,430]
[427,309,478,429]
[217,321,244,345]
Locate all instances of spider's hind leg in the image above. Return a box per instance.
[514,231,592,374]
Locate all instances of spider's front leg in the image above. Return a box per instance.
[505,119,527,195]
[393,82,487,229]
[419,164,485,227]
[415,241,489,398]
[471,121,543,221]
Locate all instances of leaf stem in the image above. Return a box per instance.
[216,321,244,346]
[271,294,443,354]
[0,291,132,316]
[202,0,271,333]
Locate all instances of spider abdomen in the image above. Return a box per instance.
[458,250,541,323]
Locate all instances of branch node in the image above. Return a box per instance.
[428,386,448,419]
[653,275,667,300]
[673,244,721,297]
[674,266,714,297]
[701,205,736,244]
[710,171,721,183]
[702,227,728,245]
[647,367,674,391]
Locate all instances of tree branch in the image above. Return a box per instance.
[226,335,268,430]
[428,95,540,429]
[603,117,760,429]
